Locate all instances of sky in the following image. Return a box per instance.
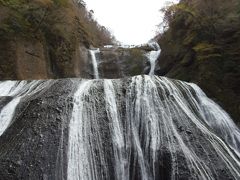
[84,0,179,45]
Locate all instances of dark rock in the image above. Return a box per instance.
[0,96,13,111]
[97,47,149,78]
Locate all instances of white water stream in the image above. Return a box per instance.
[89,49,100,79]
[147,42,161,76]
[67,75,240,180]
[0,76,240,179]
[0,80,52,136]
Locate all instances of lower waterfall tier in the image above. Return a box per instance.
[0,75,239,180]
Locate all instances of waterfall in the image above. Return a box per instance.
[0,80,52,136]
[147,42,161,76]
[0,76,240,179]
[67,75,240,180]
[186,83,240,156]
[0,97,21,136]
[89,49,100,79]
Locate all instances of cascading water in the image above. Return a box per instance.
[0,80,53,136]
[186,83,240,156]
[89,49,100,79]
[67,75,240,180]
[0,76,240,179]
[147,42,161,76]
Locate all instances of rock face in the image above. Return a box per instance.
[0,76,240,179]
[0,38,90,79]
[96,47,150,78]
[79,46,155,79]
[0,79,74,180]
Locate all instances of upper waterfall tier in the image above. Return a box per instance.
[146,42,161,75]
[0,75,239,180]
[89,49,100,79]
[86,44,160,79]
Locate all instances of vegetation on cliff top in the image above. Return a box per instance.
[156,0,240,123]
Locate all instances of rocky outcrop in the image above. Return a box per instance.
[96,46,150,78]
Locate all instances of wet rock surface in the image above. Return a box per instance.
[0,79,75,180]
[0,96,12,111]
[0,76,240,180]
